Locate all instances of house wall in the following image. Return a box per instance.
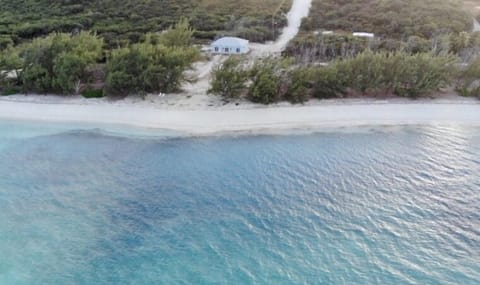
[211,44,249,54]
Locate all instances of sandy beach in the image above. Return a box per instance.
[3,0,478,136]
[1,94,480,135]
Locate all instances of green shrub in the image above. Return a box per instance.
[0,0,291,46]
[82,88,104,98]
[16,32,103,94]
[456,57,480,97]
[301,0,471,40]
[105,48,148,96]
[248,68,281,104]
[247,58,293,104]
[209,57,248,98]
[284,67,315,103]
[311,66,347,99]
[388,52,457,98]
[105,20,200,96]
[285,33,375,62]
[332,51,456,98]
[335,50,388,94]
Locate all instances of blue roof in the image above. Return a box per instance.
[212,37,249,46]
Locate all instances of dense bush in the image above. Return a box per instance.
[0,32,103,94]
[106,44,198,95]
[209,51,458,104]
[310,66,348,99]
[0,0,291,47]
[248,67,281,104]
[285,33,376,62]
[334,51,457,98]
[0,36,13,50]
[286,31,480,63]
[284,67,315,103]
[105,21,200,96]
[0,46,22,92]
[456,57,480,97]
[209,57,249,98]
[1,19,202,96]
[247,58,293,104]
[302,0,471,40]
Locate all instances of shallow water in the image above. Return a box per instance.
[0,122,479,284]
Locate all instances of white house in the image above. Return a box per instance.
[211,37,249,54]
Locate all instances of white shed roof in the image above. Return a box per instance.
[353,32,375,38]
[212,37,249,46]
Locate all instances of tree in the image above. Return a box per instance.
[311,66,347,99]
[0,46,23,91]
[105,47,147,96]
[158,17,195,47]
[284,67,315,103]
[247,57,294,104]
[53,53,88,94]
[248,67,281,104]
[456,57,480,97]
[18,32,103,94]
[390,52,456,98]
[209,57,248,98]
[105,39,199,96]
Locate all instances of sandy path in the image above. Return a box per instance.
[473,17,480,32]
[251,0,312,56]
[271,0,313,51]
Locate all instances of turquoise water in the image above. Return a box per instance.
[0,121,479,284]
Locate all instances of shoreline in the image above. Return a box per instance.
[1,95,480,136]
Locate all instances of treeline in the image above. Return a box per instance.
[288,0,475,65]
[0,19,200,97]
[210,51,480,104]
[301,0,471,40]
[0,0,291,48]
[285,31,480,63]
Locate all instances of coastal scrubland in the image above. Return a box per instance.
[1,0,480,102]
[0,19,200,96]
[301,0,471,39]
[0,0,291,48]
[463,0,480,20]
[209,52,461,104]
[287,0,479,61]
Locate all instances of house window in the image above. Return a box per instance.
[224,48,229,53]
[236,48,240,53]
[214,47,219,52]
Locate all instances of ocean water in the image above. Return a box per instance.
[0,121,479,284]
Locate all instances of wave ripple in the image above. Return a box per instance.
[0,124,479,284]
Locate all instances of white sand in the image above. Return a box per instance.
[1,95,479,136]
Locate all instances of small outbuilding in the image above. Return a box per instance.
[211,37,249,54]
[353,32,375,38]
